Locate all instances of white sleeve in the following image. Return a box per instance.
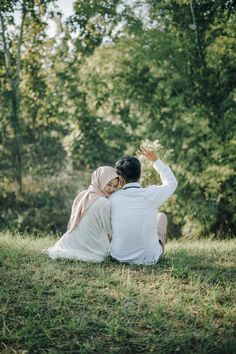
[99,199,112,234]
[144,159,178,208]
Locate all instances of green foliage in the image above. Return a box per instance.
[0,0,235,237]
[0,171,90,234]
[71,0,122,55]
[71,113,128,169]
[82,0,236,238]
[0,0,66,188]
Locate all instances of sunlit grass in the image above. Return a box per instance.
[0,231,236,353]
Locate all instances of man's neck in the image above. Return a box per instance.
[124,179,139,184]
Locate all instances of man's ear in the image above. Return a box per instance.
[119,176,126,188]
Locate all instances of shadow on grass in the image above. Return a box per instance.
[161,248,236,286]
[99,247,236,289]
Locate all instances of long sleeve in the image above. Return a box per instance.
[145,159,178,208]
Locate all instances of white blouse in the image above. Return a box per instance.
[43,197,111,262]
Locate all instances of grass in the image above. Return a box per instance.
[0,232,236,354]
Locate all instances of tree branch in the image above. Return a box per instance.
[0,10,12,78]
[189,0,206,70]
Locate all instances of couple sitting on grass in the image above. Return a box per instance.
[44,147,178,265]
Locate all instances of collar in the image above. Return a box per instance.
[123,182,141,190]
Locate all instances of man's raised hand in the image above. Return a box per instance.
[138,147,158,162]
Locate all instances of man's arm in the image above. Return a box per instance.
[139,147,178,208]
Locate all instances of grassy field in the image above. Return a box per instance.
[0,232,236,354]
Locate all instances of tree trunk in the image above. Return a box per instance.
[11,81,23,194]
[0,3,26,195]
[189,0,206,70]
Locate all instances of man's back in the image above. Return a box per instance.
[109,159,178,265]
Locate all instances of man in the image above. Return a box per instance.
[109,147,178,265]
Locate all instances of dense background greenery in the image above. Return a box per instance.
[0,0,235,237]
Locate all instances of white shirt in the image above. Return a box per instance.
[109,159,178,265]
[43,197,111,262]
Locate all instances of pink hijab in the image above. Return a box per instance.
[67,166,118,233]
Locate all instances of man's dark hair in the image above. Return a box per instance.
[115,156,141,182]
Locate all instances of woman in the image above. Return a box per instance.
[43,166,119,262]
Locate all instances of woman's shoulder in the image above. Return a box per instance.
[93,196,110,207]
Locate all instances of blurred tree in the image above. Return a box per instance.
[77,0,236,237]
[20,13,67,177]
[0,0,27,194]
[0,0,67,194]
[59,0,140,169]
[0,0,235,236]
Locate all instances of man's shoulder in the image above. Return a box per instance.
[143,185,159,190]
[109,186,158,199]
[109,190,123,199]
[142,185,160,195]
